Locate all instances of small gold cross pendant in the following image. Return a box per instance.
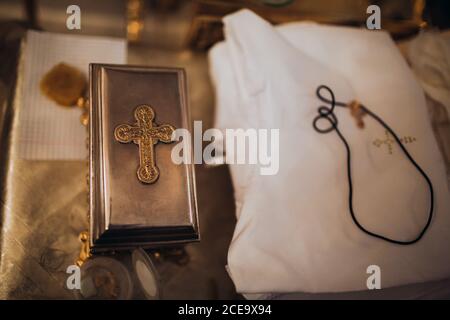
[114,105,175,184]
[347,100,366,129]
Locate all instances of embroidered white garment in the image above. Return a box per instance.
[209,9,450,294]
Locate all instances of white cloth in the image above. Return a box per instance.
[209,9,450,294]
[408,30,450,117]
[16,30,127,160]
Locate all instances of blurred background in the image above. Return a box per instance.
[1,0,448,127]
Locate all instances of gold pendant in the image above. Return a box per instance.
[114,105,176,184]
[40,63,86,106]
[40,62,89,126]
[347,100,366,129]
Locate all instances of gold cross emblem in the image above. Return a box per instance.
[373,129,416,155]
[114,105,175,184]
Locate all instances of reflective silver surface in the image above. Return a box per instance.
[89,64,199,250]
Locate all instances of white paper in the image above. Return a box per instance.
[16,30,127,160]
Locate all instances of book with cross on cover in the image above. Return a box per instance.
[89,64,199,252]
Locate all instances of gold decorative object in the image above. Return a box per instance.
[348,100,366,129]
[76,231,92,267]
[77,96,90,126]
[40,62,89,126]
[40,62,86,107]
[126,0,144,43]
[373,129,417,155]
[114,105,176,184]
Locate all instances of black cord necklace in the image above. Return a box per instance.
[312,85,434,245]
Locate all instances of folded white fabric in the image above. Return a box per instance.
[408,31,450,117]
[209,9,450,294]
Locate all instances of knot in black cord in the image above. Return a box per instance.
[312,85,339,133]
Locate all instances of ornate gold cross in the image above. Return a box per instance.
[114,105,175,184]
[373,129,416,155]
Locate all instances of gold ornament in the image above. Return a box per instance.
[114,105,175,184]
